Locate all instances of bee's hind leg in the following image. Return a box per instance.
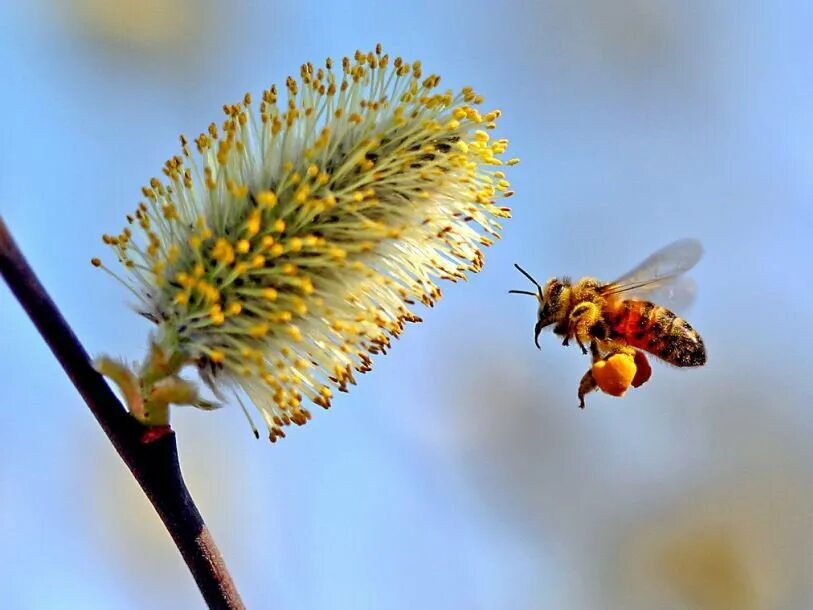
[589,340,602,362]
[577,341,604,408]
[578,369,598,408]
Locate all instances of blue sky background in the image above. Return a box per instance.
[2,1,813,608]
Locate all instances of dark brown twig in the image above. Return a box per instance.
[0,216,244,610]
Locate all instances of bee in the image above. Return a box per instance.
[510,238,706,407]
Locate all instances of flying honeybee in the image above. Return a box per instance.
[511,238,706,407]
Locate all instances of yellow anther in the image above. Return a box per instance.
[295,184,310,203]
[212,238,235,264]
[249,323,269,338]
[162,204,179,220]
[257,191,277,207]
[245,209,262,237]
[175,272,195,288]
[234,262,249,275]
[329,247,347,260]
[210,308,225,325]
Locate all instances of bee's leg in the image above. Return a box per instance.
[589,340,602,363]
[576,342,604,408]
[578,368,598,409]
[553,322,570,347]
[568,303,600,356]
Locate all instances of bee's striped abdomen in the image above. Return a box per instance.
[608,300,706,367]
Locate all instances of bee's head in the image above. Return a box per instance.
[510,264,570,349]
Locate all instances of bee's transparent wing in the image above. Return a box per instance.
[600,238,703,309]
[624,274,698,311]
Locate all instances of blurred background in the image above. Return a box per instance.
[1,0,812,608]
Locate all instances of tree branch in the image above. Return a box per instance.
[0,216,244,610]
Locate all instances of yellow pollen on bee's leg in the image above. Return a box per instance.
[591,353,636,397]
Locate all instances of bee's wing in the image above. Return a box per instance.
[600,238,703,309]
[621,274,699,311]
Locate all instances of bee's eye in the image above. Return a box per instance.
[545,280,562,301]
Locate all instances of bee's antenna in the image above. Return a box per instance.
[508,290,537,296]
[511,263,544,297]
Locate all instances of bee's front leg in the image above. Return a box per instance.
[553,322,570,347]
